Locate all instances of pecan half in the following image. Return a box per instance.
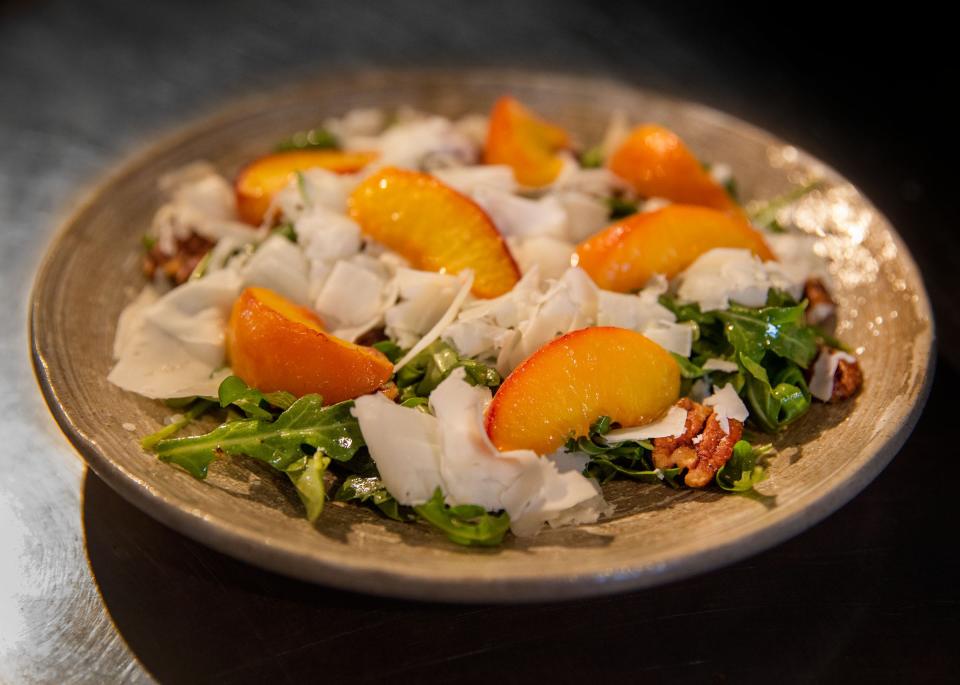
[804,277,836,325]
[652,397,744,488]
[831,357,863,401]
[684,413,744,488]
[143,233,214,285]
[652,398,711,469]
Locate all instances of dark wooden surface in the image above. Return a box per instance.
[4,1,957,682]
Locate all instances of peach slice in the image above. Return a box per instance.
[608,124,738,212]
[483,96,571,187]
[348,167,520,298]
[235,150,377,225]
[226,287,392,403]
[575,204,775,292]
[485,327,680,454]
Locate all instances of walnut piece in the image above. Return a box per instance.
[804,277,836,325]
[652,398,744,488]
[831,357,863,401]
[143,233,214,285]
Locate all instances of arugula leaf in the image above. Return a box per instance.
[606,195,639,220]
[217,375,295,420]
[275,127,339,152]
[335,475,409,521]
[286,454,330,522]
[742,357,811,433]
[372,340,404,363]
[154,396,363,478]
[414,488,510,547]
[672,353,706,379]
[140,399,217,450]
[579,146,604,168]
[718,302,818,367]
[716,441,773,492]
[271,223,298,243]
[395,340,500,402]
[563,416,678,485]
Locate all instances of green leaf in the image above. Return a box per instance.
[217,375,295,420]
[579,146,604,168]
[271,223,298,243]
[154,396,364,479]
[275,127,339,152]
[372,340,404,363]
[396,340,500,401]
[741,354,811,432]
[335,476,409,521]
[718,302,818,367]
[672,353,706,379]
[286,454,330,522]
[565,416,662,485]
[413,488,510,547]
[606,195,639,220]
[140,399,217,450]
[716,441,773,492]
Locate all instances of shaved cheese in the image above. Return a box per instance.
[703,384,750,434]
[351,394,444,504]
[765,232,831,286]
[433,165,517,195]
[605,405,689,441]
[354,370,610,536]
[677,248,802,312]
[597,287,676,331]
[241,234,310,306]
[642,320,694,357]
[557,191,611,242]
[703,358,740,373]
[508,236,575,280]
[374,117,476,170]
[473,187,567,240]
[809,348,857,401]
[599,109,630,159]
[109,270,241,399]
[113,286,159,359]
[271,167,355,221]
[314,260,386,328]
[394,271,474,370]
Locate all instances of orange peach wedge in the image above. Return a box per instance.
[608,124,738,212]
[485,327,680,454]
[235,149,377,225]
[483,95,571,187]
[348,167,520,298]
[575,204,775,292]
[226,287,392,403]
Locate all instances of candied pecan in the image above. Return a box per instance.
[142,233,214,285]
[831,357,863,401]
[652,398,711,469]
[684,413,743,488]
[804,277,836,325]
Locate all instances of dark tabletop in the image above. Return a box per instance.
[2,1,957,682]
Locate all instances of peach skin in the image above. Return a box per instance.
[483,96,571,187]
[226,287,392,403]
[348,167,520,298]
[575,204,775,292]
[608,124,738,212]
[485,327,680,454]
[235,149,376,225]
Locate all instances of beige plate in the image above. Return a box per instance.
[31,69,934,603]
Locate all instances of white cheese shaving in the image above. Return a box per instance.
[507,236,575,280]
[314,260,386,329]
[676,248,803,312]
[394,271,474,371]
[809,348,857,401]
[354,370,610,537]
[605,405,689,442]
[472,186,567,240]
[702,358,740,373]
[241,234,311,306]
[373,117,477,170]
[556,190,611,242]
[432,165,517,195]
[642,320,695,357]
[703,384,750,434]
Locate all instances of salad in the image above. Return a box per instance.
[112,96,862,546]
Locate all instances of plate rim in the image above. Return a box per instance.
[29,67,937,603]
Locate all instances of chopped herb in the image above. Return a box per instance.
[275,127,339,152]
[414,488,510,547]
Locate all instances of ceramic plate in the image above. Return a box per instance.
[31,69,933,602]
